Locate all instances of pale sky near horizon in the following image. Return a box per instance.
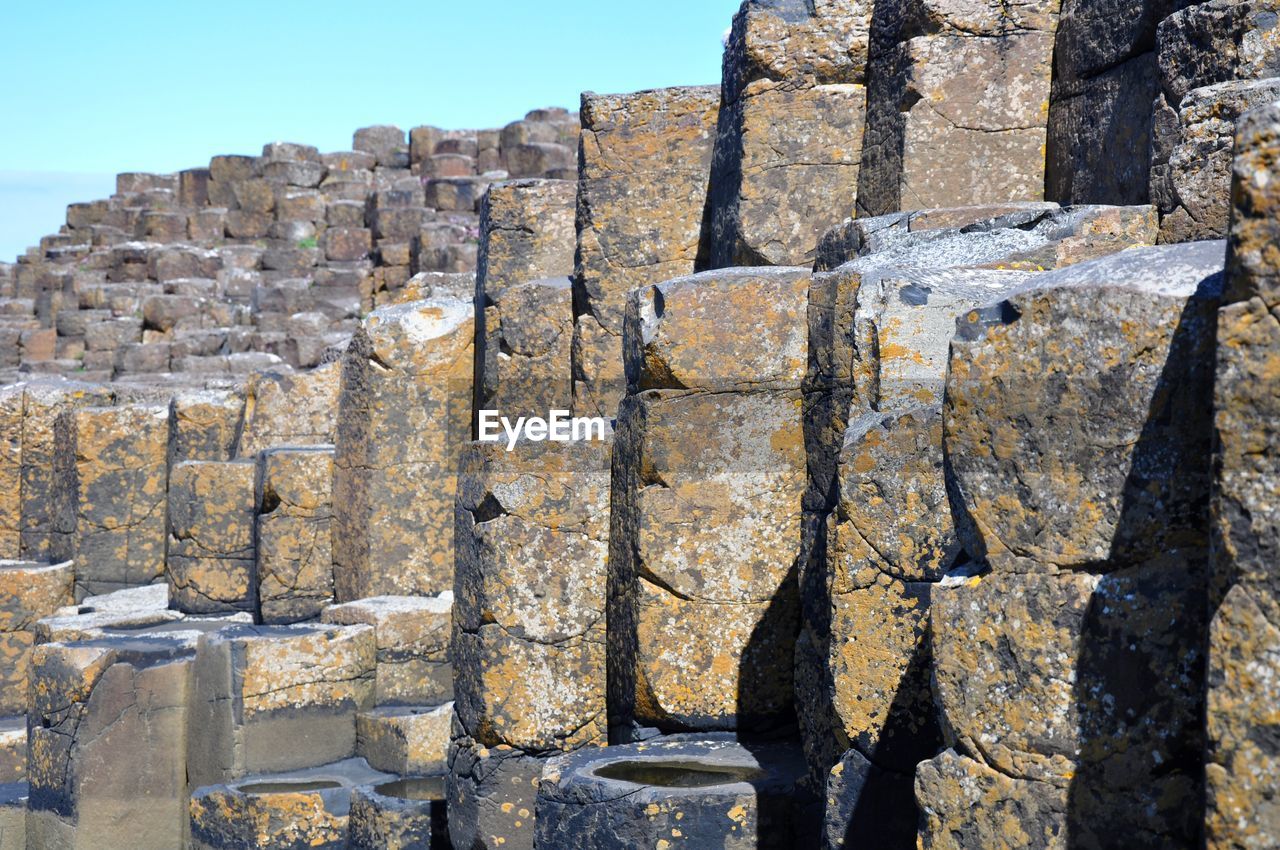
[0,1,741,260]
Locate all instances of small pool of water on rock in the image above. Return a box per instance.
[375,777,447,801]
[239,780,343,795]
[594,760,764,788]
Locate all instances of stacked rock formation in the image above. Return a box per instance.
[0,0,1277,848]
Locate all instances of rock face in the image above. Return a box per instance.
[572,86,720,418]
[254,446,335,624]
[186,624,375,788]
[858,0,1058,216]
[0,561,73,716]
[166,460,257,615]
[52,404,169,598]
[236,362,339,457]
[1150,0,1280,240]
[944,241,1222,573]
[0,381,115,560]
[1207,102,1280,850]
[708,0,870,267]
[930,240,1223,846]
[474,180,576,428]
[798,202,1157,800]
[1152,79,1280,242]
[454,437,611,753]
[188,758,394,850]
[446,730,545,850]
[27,634,198,850]
[332,298,473,600]
[609,268,808,737]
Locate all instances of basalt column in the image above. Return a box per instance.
[924,241,1223,847]
[572,86,719,419]
[1205,102,1280,849]
[609,267,809,739]
[707,0,871,267]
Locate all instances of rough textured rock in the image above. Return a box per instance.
[708,0,870,267]
[0,380,115,560]
[322,594,453,707]
[573,86,720,418]
[944,240,1223,572]
[189,758,394,850]
[447,731,544,850]
[454,437,611,753]
[348,777,448,850]
[932,568,1206,804]
[333,299,473,600]
[1152,78,1280,242]
[255,446,335,624]
[534,736,818,849]
[474,179,576,430]
[187,624,375,787]
[33,583,182,643]
[610,269,808,737]
[236,363,339,457]
[0,560,73,715]
[476,277,573,427]
[823,747,918,849]
[27,633,198,850]
[1156,0,1280,108]
[825,407,951,776]
[167,388,244,467]
[166,460,257,615]
[51,404,169,598]
[1207,103,1280,850]
[357,703,454,776]
[1047,52,1159,205]
[915,750,1068,850]
[858,0,1058,216]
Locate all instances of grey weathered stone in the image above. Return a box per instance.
[0,560,73,715]
[1152,78,1280,242]
[0,380,115,560]
[189,758,393,850]
[447,730,544,850]
[356,703,453,776]
[708,0,870,267]
[474,179,576,429]
[27,633,199,850]
[236,363,339,457]
[322,594,453,707]
[348,777,448,850]
[534,737,818,850]
[915,750,1068,850]
[823,747,917,849]
[858,0,1058,216]
[944,241,1223,571]
[610,269,808,737]
[477,277,573,427]
[187,624,375,788]
[1206,102,1280,850]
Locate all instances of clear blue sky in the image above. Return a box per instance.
[0,0,740,260]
